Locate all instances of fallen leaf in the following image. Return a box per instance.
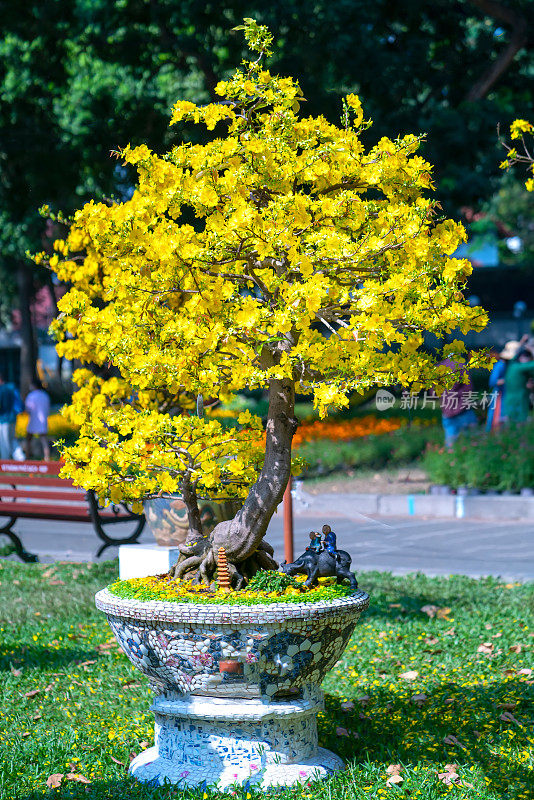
[497,702,516,711]
[357,695,370,706]
[399,670,419,681]
[425,636,439,646]
[509,644,522,654]
[12,579,20,585]
[10,665,22,677]
[437,607,451,619]
[437,764,460,785]
[341,701,355,711]
[389,603,402,609]
[23,689,40,699]
[22,731,30,738]
[41,568,55,579]
[46,774,63,788]
[76,660,97,669]
[385,766,403,787]
[65,773,91,784]
[336,726,349,737]
[378,631,388,639]
[420,604,439,618]
[49,580,65,586]
[499,711,521,726]
[518,668,532,677]
[484,623,492,630]
[33,712,42,721]
[444,628,455,636]
[503,668,516,677]
[491,632,502,638]
[44,684,54,693]
[411,693,428,706]
[477,642,494,655]
[110,756,125,766]
[138,740,149,749]
[129,752,137,763]
[97,641,118,651]
[443,734,465,748]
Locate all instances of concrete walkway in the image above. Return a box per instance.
[4,496,533,581]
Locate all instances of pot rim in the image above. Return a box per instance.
[95,586,370,625]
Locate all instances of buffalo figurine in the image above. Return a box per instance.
[280,530,358,591]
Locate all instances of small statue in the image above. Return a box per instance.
[280,524,358,590]
[322,524,340,561]
[307,530,323,554]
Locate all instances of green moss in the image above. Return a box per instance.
[107,573,354,605]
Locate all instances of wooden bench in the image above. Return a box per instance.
[0,460,145,562]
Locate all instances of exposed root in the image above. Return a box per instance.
[170,533,277,587]
[257,540,275,557]
[198,550,215,586]
[227,560,246,590]
[174,554,202,581]
[242,555,259,581]
[256,549,279,571]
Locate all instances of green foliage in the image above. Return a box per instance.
[107,575,349,606]
[423,422,534,491]
[477,173,534,269]
[1,559,533,799]
[246,569,303,594]
[298,425,442,477]
[2,0,533,276]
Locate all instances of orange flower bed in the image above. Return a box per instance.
[293,415,404,446]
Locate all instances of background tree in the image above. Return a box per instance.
[1,0,531,389]
[46,21,488,587]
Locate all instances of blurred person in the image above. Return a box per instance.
[0,372,20,459]
[485,338,527,430]
[439,357,478,447]
[25,380,50,460]
[502,347,534,424]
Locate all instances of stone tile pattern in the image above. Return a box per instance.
[96,589,369,701]
[95,588,369,789]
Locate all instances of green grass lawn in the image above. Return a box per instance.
[0,560,532,800]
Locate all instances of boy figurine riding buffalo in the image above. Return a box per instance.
[281,525,358,591]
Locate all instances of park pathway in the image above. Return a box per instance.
[5,497,533,581]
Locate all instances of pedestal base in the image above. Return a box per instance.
[131,744,343,789]
[129,694,344,790]
[118,544,181,580]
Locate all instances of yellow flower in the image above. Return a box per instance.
[510,119,533,140]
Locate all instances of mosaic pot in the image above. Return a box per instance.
[95,587,369,790]
[143,495,240,547]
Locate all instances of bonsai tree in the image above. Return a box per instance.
[43,20,488,587]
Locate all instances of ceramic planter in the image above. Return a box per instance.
[143,495,240,547]
[95,587,369,790]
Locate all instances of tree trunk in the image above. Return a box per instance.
[465,0,528,102]
[16,261,38,396]
[170,376,298,586]
[212,377,297,560]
